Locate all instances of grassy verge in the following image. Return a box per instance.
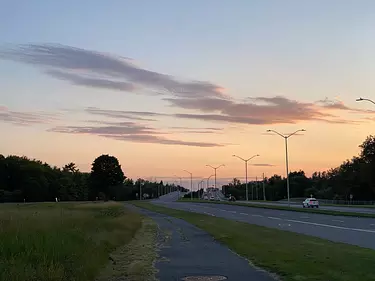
[177,198,375,218]
[132,201,375,281]
[0,202,143,281]
[97,216,158,281]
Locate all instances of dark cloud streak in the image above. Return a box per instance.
[0,43,225,98]
[49,121,223,147]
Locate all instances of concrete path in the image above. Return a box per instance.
[138,207,276,281]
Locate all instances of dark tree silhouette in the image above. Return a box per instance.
[89,155,125,200]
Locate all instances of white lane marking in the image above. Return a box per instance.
[371,224,375,226]
[332,219,344,223]
[286,219,375,234]
[228,210,237,214]
[204,212,215,217]
[239,212,248,216]
[252,214,263,217]
[268,216,281,220]
[220,209,228,212]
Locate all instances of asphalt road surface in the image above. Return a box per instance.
[137,207,275,281]
[238,200,375,214]
[153,198,375,250]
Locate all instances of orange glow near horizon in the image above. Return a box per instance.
[1,116,372,184]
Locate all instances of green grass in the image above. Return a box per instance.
[177,198,375,218]
[132,201,375,281]
[0,202,144,281]
[96,215,158,281]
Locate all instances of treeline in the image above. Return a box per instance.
[0,154,185,203]
[223,135,375,202]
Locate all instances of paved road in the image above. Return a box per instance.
[157,191,186,202]
[238,200,375,214]
[138,207,275,281]
[152,200,375,250]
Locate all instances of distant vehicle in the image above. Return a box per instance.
[302,198,319,208]
[203,195,208,200]
[209,195,215,201]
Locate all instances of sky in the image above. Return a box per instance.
[1,0,375,188]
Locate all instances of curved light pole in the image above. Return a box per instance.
[267,129,306,207]
[356,97,375,105]
[198,180,204,198]
[174,174,182,198]
[206,164,225,191]
[207,174,214,191]
[232,154,260,201]
[183,170,193,200]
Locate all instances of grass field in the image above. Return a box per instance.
[0,202,148,281]
[177,198,375,218]
[133,201,375,281]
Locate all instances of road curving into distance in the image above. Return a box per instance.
[153,193,375,250]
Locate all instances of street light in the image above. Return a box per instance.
[206,164,225,191]
[183,170,193,200]
[356,97,375,105]
[232,154,260,201]
[198,180,204,198]
[267,129,306,207]
[207,174,214,191]
[174,174,182,199]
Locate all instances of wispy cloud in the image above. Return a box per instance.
[85,107,159,122]
[250,163,275,167]
[0,43,225,98]
[48,121,224,147]
[2,44,372,128]
[164,96,369,125]
[0,106,58,126]
[76,94,367,127]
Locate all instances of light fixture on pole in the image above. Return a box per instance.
[206,164,225,191]
[183,170,193,200]
[207,174,214,191]
[199,180,204,198]
[356,97,375,105]
[232,154,260,201]
[174,174,182,199]
[266,129,306,207]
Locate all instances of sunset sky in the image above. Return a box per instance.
[1,0,375,187]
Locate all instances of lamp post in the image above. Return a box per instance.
[356,97,375,105]
[232,154,260,201]
[199,180,204,198]
[206,164,225,191]
[207,174,214,191]
[174,175,182,199]
[183,170,193,200]
[266,129,306,207]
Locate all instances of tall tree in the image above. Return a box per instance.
[89,154,125,199]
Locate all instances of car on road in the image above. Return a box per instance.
[302,198,319,208]
[209,195,215,201]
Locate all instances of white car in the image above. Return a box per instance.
[303,198,319,208]
[209,195,215,201]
